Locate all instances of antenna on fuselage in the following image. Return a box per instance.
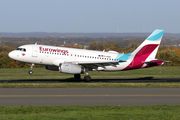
[35,42,37,45]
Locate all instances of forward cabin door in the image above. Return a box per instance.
[32,46,38,57]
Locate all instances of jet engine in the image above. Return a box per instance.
[59,63,85,74]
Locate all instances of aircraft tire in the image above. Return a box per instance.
[84,75,91,82]
[28,70,33,75]
[74,74,81,79]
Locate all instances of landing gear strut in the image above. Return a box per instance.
[84,68,91,82]
[74,74,81,79]
[28,64,34,75]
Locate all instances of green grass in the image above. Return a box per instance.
[0,66,180,80]
[0,82,180,88]
[0,105,180,120]
[0,66,180,88]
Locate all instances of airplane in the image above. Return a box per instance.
[8,29,164,81]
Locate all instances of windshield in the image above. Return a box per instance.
[16,48,26,52]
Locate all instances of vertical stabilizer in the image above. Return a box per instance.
[130,29,164,60]
[123,29,164,70]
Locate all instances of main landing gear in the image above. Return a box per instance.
[28,64,34,75]
[84,75,91,82]
[74,73,91,82]
[84,68,91,82]
[74,68,91,82]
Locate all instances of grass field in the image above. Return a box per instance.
[0,66,180,88]
[0,105,180,120]
[0,66,180,80]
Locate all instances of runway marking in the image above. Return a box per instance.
[0,95,180,97]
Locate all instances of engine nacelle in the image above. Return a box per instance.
[59,63,85,74]
[45,65,59,71]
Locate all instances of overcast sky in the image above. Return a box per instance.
[0,0,179,33]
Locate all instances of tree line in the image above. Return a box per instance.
[0,41,180,68]
[1,36,180,49]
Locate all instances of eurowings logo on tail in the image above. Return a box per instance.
[116,29,164,70]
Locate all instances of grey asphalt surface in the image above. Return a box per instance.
[0,88,180,106]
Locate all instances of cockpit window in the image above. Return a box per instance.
[16,48,26,52]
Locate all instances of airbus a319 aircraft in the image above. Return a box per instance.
[9,29,164,81]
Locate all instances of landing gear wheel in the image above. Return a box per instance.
[28,63,34,75]
[84,75,91,82]
[74,74,81,79]
[28,70,33,75]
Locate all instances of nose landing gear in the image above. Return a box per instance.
[28,64,34,75]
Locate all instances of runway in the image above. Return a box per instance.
[1,78,180,83]
[0,88,180,106]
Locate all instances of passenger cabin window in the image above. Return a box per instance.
[16,48,26,52]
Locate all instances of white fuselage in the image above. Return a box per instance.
[9,44,130,71]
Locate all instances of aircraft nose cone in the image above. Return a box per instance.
[8,51,15,59]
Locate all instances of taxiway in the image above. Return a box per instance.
[0,88,180,106]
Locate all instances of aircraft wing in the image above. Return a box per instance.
[65,60,126,69]
[52,58,126,69]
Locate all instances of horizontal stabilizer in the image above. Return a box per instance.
[144,61,163,64]
[144,60,170,64]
